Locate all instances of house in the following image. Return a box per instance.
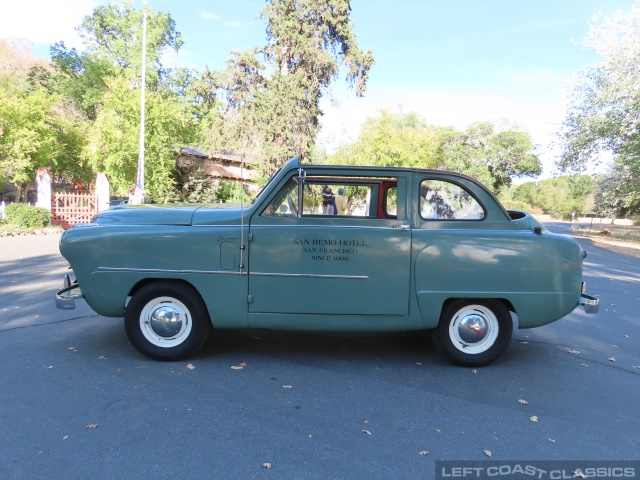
[176,148,258,186]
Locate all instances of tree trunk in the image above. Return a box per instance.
[13,183,22,203]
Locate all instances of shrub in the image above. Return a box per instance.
[5,203,52,228]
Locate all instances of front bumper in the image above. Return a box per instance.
[55,274,82,310]
[579,282,599,314]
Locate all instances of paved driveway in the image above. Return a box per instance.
[0,230,638,479]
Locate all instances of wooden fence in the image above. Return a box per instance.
[51,192,97,229]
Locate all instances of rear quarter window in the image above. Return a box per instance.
[419,180,485,220]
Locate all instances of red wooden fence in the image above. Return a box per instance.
[51,192,97,229]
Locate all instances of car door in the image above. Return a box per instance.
[247,173,411,316]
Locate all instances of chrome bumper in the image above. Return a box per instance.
[579,282,599,314]
[56,274,83,310]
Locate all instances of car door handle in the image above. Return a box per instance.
[393,224,410,230]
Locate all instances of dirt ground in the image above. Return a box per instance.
[570,224,640,258]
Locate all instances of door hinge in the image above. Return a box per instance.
[247,295,253,303]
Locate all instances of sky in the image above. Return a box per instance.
[1,0,636,176]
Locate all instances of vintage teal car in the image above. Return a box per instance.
[56,157,599,366]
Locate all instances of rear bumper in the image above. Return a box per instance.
[579,282,599,314]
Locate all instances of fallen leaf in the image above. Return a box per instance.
[573,471,588,479]
[548,438,556,443]
[633,366,640,369]
[282,385,293,389]
[580,364,589,367]
[520,341,529,344]
[567,349,580,355]
[608,357,616,362]
[416,362,422,365]
[518,399,528,405]
[86,424,98,429]
[231,362,247,370]
[611,345,618,348]
[361,430,372,436]
[262,463,272,469]
[62,435,69,441]
[472,370,477,374]
[530,416,539,423]
[46,366,53,369]
[624,335,629,338]
[419,451,429,456]
[98,356,107,360]
[484,450,492,458]
[186,363,195,370]
[436,428,441,432]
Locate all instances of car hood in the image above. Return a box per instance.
[92,203,246,226]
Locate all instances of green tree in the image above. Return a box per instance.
[592,161,639,218]
[328,110,441,168]
[49,2,218,202]
[328,111,540,193]
[558,4,640,215]
[510,175,595,219]
[85,76,198,201]
[208,0,375,177]
[50,1,184,119]
[438,121,541,193]
[0,75,88,202]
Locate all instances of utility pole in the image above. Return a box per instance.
[134,0,148,204]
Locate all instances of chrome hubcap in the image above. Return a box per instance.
[457,313,488,344]
[449,305,499,354]
[139,297,192,348]
[149,306,184,338]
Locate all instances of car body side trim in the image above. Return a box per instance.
[249,272,368,279]
[97,267,245,275]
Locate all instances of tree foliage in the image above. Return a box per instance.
[506,175,595,219]
[207,0,375,177]
[84,76,198,201]
[559,5,640,169]
[592,160,640,218]
[50,1,184,120]
[558,3,640,216]
[328,110,441,169]
[327,111,541,193]
[0,73,88,201]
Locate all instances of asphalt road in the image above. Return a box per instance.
[0,226,638,480]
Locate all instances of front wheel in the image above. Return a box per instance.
[435,299,512,367]
[124,282,211,360]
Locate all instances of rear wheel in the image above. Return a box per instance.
[124,282,211,360]
[435,299,512,367]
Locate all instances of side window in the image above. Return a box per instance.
[419,180,485,220]
[261,175,399,219]
[303,184,373,217]
[384,186,398,218]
